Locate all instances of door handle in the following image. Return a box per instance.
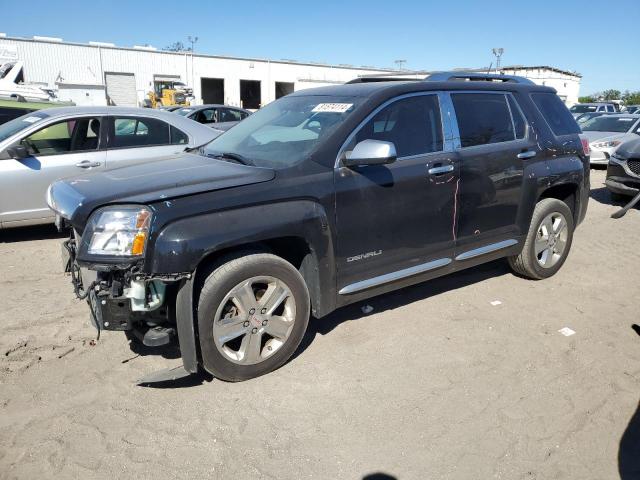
[75,160,102,168]
[427,164,455,175]
[517,150,537,159]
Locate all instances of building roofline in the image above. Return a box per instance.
[0,35,398,73]
[499,65,582,78]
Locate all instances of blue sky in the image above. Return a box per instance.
[2,0,639,94]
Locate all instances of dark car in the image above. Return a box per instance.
[175,104,251,131]
[48,72,589,382]
[606,137,640,201]
[575,111,607,126]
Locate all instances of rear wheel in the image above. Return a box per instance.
[508,198,574,280]
[197,253,310,381]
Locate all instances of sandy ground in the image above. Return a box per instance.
[1,169,639,480]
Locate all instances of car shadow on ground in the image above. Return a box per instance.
[363,473,397,480]
[590,186,639,211]
[618,325,640,479]
[0,224,66,243]
[294,259,510,362]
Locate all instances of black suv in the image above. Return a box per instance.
[48,72,590,381]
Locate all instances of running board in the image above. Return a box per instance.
[454,239,518,261]
[338,258,452,295]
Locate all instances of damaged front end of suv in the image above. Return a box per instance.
[47,179,198,373]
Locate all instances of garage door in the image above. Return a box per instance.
[105,72,137,106]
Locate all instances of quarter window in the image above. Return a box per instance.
[170,125,189,145]
[351,95,443,158]
[452,93,515,147]
[20,117,101,156]
[530,93,580,136]
[109,117,171,148]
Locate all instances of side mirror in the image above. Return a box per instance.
[6,145,29,160]
[342,139,397,168]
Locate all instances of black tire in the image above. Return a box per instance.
[508,198,574,280]
[197,253,310,382]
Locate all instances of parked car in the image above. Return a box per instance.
[175,104,251,130]
[0,106,220,229]
[48,72,589,382]
[622,105,640,114]
[580,114,640,165]
[0,97,74,126]
[575,111,606,125]
[606,137,640,200]
[569,102,618,118]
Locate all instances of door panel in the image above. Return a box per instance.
[334,93,457,293]
[0,116,105,225]
[449,92,535,252]
[0,150,105,224]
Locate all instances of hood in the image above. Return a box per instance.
[616,137,640,159]
[48,152,275,226]
[582,131,634,144]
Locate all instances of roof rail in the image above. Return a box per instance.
[345,77,420,84]
[425,71,535,85]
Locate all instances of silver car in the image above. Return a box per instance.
[580,114,640,165]
[0,106,220,229]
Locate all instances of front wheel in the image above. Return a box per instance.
[197,253,310,382]
[508,198,574,280]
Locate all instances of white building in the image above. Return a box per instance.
[0,35,581,107]
[0,35,397,108]
[499,66,581,105]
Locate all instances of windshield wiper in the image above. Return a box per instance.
[209,152,253,166]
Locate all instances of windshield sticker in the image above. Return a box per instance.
[312,103,354,113]
[22,116,42,123]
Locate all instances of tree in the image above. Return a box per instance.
[601,89,621,101]
[622,90,640,106]
[578,95,595,103]
[163,41,190,52]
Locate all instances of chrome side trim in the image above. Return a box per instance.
[338,257,452,295]
[455,239,518,261]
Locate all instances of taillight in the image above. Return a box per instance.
[579,135,590,156]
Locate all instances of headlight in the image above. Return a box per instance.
[86,206,152,256]
[591,140,621,149]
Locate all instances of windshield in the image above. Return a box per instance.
[176,108,195,116]
[570,104,597,113]
[581,116,638,133]
[0,111,49,143]
[203,95,362,168]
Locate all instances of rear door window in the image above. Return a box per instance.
[109,117,171,148]
[451,93,515,147]
[530,93,580,136]
[350,94,443,158]
[507,95,527,139]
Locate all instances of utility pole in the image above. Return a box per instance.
[492,48,504,73]
[188,36,199,98]
[394,59,407,71]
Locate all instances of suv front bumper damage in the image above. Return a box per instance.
[63,236,199,373]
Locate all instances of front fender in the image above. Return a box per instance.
[146,200,336,317]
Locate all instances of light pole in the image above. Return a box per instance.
[394,59,407,71]
[188,36,199,98]
[492,48,504,73]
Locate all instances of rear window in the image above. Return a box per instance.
[531,93,580,136]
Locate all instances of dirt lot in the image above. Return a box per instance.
[1,169,639,480]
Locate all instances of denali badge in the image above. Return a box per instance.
[347,250,382,263]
